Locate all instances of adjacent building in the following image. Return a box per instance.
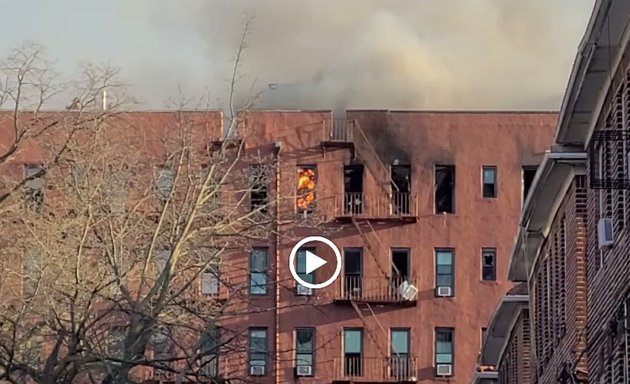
[479,0,630,383]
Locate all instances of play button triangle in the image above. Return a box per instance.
[305,250,327,274]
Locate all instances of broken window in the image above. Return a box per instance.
[155,167,174,200]
[391,165,411,214]
[23,164,44,211]
[296,165,316,213]
[435,165,455,213]
[344,165,364,214]
[249,164,269,213]
[522,166,538,204]
[481,248,496,281]
[482,166,497,198]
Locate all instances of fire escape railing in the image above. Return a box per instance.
[333,356,418,382]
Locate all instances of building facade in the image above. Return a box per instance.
[0,110,555,383]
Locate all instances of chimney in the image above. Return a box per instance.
[102,89,108,111]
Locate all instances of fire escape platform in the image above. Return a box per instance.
[332,297,417,307]
[333,215,418,224]
[331,379,418,384]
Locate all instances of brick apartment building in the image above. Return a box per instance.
[0,109,555,384]
[477,0,630,383]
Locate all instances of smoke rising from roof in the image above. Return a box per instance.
[146,0,593,111]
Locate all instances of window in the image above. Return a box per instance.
[249,248,268,295]
[248,328,267,374]
[154,250,171,277]
[343,248,362,298]
[295,328,314,373]
[522,166,538,204]
[24,164,44,211]
[107,326,127,362]
[155,167,175,200]
[153,327,174,377]
[481,248,496,281]
[200,326,220,377]
[296,247,316,287]
[391,165,411,214]
[249,164,268,213]
[481,328,487,347]
[201,262,220,295]
[482,166,497,198]
[435,328,454,367]
[22,248,41,297]
[344,165,364,214]
[435,165,455,213]
[297,165,316,213]
[435,249,454,294]
[343,329,363,376]
[390,329,410,378]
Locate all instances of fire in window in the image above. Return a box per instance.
[297,166,316,213]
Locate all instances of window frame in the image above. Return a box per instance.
[155,166,175,200]
[390,328,410,356]
[249,248,269,296]
[434,165,456,214]
[296,164,317,214]
[248,328,268,374]
[295,328,315,372]
[481,248,497,282]
[200,326,221,377]
[435,248,455,294]
[481,166,497,198]
[434,328,454,368]
[343,328,363,356]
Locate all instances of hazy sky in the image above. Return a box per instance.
[1,0,596,110]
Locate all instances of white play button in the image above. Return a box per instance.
[289,236,342,290]
[305,250,327,274]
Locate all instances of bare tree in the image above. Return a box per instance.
[0,32,330,384]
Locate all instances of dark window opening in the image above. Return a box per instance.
[523,166,538,204]
[482,166,497,198]
[391,165,411,214]
[435,165,455,213]
[297,165,316,213]
[481,328,487,347]
[343,329,363,376]
[200,326,220,377]
[295,328,315,374]
[344,249,362,298]
[481,248,496,281]
[344,165,364,214]
[249,165,268,213]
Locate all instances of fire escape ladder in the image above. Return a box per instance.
[350,300,395,364]
[352,217,389,280]
[352,121,398,195]
[365,220,401,278]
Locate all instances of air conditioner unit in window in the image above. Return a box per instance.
[436,364,452,376]
[295,365,313,376]
[297,285,313,296]
[436,286,452,297]
[598,217,614,248]
[250,365,265,376]
[398,281,418,301]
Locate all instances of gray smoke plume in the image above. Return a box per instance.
[143,0,594,111]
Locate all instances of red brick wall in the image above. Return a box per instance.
[528,175,587,383]
[498,309,531,384]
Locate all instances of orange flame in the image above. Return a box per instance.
[297,168,316,209]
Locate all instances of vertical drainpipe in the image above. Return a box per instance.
[274,142,282,384]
